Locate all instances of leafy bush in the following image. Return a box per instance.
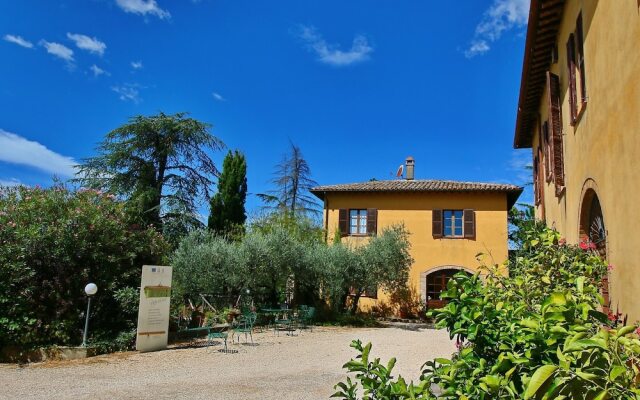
[0,185,168,350]
[333,225,640,399]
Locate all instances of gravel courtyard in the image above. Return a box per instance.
[0,325,455,400]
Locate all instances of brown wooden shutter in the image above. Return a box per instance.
[566,33,578,124]
[366,208,378,236]
[543,121,553,182]
[463,209,475,239]
[547,71,565,194]
[533,154,540,205]
[576,13,587,103]
[338,209,349,237]
[432,209,443,238]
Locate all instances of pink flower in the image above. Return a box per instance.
[559,238,567,246]
[579,242,589,251]
[589,242,597,250]
[635,327,640,336]
[608,264,614,271]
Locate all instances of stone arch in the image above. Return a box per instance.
[419,265,475,307]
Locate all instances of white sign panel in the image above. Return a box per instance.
[136,265,172,352]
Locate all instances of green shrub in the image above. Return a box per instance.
[333,225,640,399]
[0,185,168,350]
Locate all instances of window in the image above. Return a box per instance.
[546,71,565,195]
[338,208,377,237]
[350,283,378,299]
[576,12,587,105]
[566,33,578,124]
[567,12,588,126]
[349,209,368,235]
[425,269,471,309]
[426,270,458,302]
[433,209,475,239]
[534,154,541,205]
[542,121,553,182]
[443,210,464,237]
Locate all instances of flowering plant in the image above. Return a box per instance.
[0,184,168,349]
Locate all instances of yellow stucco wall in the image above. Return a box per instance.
[322,191,510,312]
[530,1,640,320]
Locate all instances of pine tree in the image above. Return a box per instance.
[76,112,224,232]
[258,141,320,217]
[208,150,248,235]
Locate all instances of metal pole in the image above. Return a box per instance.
[82,297,92,347]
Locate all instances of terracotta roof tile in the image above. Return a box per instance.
[311,179,523,208]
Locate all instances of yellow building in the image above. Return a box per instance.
[513,0,640,320]
[311,158,522,312]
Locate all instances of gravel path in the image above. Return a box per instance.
[0,325,454,400]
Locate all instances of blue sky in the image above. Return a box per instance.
[0,0,533,216]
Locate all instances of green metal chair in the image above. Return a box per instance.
[274,310,297,336]
[206,324,229,353]
[233,312,257,344]
[300,306,316,332]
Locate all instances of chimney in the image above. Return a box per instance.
[405,156,415,180]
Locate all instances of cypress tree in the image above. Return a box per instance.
[208,150,248,235]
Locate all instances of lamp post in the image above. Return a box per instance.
[82,283,98,347]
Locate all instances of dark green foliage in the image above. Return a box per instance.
[0,185,168,350]
[334,224,640,399]
[75,112,224,238]
[258,141,321,217]
[208,150,247,236]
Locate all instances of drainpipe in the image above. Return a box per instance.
[323,193,329,242]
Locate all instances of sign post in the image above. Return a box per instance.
[136,265,172,352]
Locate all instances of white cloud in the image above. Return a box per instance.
[465,0,530,58]
[509,150,533,186]
[296,25,373,67]
[131,61,143,69]
[212,92,225,102]
[0,178,23,187]
[66,33,106,56]
[465,40,490,58]
[115,0,170,19]
[0,129,77,177]
[40,40,74,62]
[3,34,33,49]
[112,84,141,103]
[90,64,109,77]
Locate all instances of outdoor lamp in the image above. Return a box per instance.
[82,283,98,347]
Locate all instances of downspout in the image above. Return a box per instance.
[323,193,329,243]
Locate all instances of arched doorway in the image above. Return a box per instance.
[424,268,472,309]
[579,188,609,309]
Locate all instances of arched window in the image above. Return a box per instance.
[579,188,608,310]
[425,269,470,309]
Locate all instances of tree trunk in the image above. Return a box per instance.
[153,145,168,231]
[350,291,363,315]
